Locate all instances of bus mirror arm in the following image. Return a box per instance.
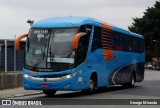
[16,34,28,51]
[73,32,86,49]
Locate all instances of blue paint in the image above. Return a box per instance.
[23,17,145,91]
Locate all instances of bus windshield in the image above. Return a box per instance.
[25,28,78,71]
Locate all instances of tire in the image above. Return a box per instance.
[129,73,135,87]
[123,73,135,88]
[89,78,95,93]
[82,77,96,94]
[43,90,57,96]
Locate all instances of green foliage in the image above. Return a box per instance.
[128,0,160,61]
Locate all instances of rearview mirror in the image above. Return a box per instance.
[73,32,86,49]
[16,34,28,51]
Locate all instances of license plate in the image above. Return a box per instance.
[41,84,50,88]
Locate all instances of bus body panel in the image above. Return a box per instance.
[86,49,144,87]
[23,65,91,91]
[22,17,145,91]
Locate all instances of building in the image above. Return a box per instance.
[0,39,25,71]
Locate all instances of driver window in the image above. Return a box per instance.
[75,25,92,64]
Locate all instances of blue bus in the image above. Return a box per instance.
[16,17,145,96]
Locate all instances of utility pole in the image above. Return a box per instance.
[14,35,16,71]
[5,40,7,72]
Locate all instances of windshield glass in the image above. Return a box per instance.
[25,29,50,69]
[25,28,78,71]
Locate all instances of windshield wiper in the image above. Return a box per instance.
[32,44,47,71]
[32,57,43,70]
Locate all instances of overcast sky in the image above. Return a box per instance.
[0,0,157,39]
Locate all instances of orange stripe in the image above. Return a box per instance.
[103,49,114,61]
[16,34,28,51]
[73,32,86,49]
[30,70,37,74]
[102,22,112,30]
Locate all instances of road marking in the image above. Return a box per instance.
[14,92,43,97]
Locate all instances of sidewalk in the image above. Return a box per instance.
[0,87,42,98]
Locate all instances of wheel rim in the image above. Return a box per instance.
[131,77,135,86]
[90,80,94,92]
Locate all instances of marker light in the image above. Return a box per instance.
[63,70,81,79]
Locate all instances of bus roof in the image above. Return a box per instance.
[32,17,101,28]
[32,17,143,39]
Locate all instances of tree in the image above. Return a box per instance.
[128,0,160,62]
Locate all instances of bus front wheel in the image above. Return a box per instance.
[43,90,57,96]
[89,79,95,93]
[82,77,96,94]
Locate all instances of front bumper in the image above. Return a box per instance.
[23,74,88,91]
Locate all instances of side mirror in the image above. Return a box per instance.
[73,32,86,49]
[16,34,28,51]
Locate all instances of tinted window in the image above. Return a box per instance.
[135,38,145,53]
[121,35,130,51]
[75,25,92,65]
[128,36,135,52]
[91,26,144,53]
[114,33,122,51]
[91,27,102,52]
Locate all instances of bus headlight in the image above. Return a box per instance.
[66,75,71,79]
[63,74,72,79]
[23,74,30,78]
[63,70,81,79]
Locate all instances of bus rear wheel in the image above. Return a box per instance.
[43,90,57,96]
[123,73,135,88]
[129,73,135,87]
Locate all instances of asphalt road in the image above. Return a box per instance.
[2,69,160,108]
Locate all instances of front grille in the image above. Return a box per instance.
[37,74,68,78]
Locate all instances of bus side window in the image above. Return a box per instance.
[114,33,122,51]
[75,25,92,65]
[135,38,144,53]
[76,35,88,64]
[121,35,130,52]
[91,26,102,52]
